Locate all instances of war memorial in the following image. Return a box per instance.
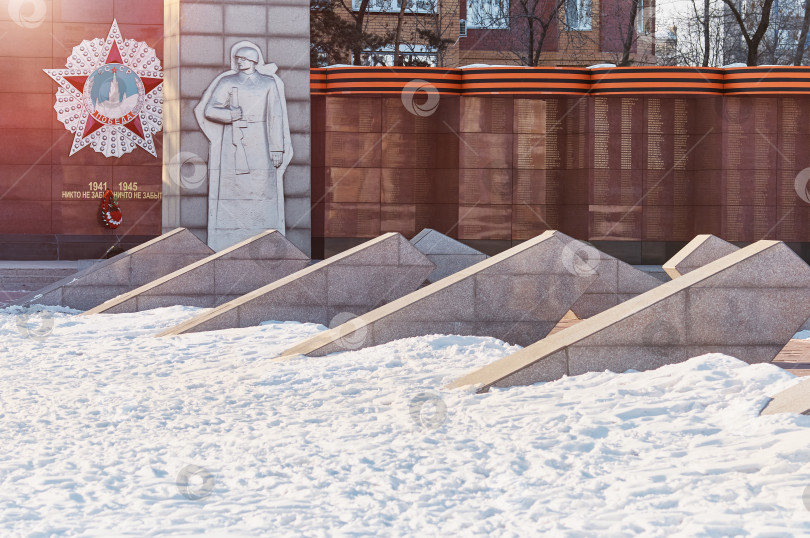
[1,0,810,534]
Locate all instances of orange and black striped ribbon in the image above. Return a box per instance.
[310,66,810,95]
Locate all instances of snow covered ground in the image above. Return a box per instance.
[1,305,809,536]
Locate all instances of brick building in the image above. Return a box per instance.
[347,0,656,67]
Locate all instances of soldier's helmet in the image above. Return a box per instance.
[235,47,260,64]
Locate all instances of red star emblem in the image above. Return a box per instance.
[44,20,163,158]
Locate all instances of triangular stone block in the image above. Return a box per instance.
[157,233,435,336]
[278,230,599,358]
[449,241,810,392]
[556,235,663,318]
[15,228,213,311]
[663,235,810,331]
[83,230,309,314]
[409,229,488,283]
[760,378,810,415]
[663,234,739,279]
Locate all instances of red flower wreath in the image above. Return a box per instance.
[99,189,123,229]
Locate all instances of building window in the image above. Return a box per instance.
[358,45,438,66]
[467,0,509,29]
[353,0,434,13]
[637,0,644,34]
[565,0,592,30]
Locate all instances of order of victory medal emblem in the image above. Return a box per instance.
[44,20,163,158]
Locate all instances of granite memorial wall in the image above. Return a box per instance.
[311,67,810,264]
[3,16,810,267]
[0,0,163,259]
[0,0,311,260]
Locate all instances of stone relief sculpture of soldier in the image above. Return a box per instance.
[195,41,293,251]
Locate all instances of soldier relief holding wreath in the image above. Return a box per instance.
[196,42,293,251]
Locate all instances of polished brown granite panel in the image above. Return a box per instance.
[324,203,381,238]
[689,171,725,207]
[642,205,693,242]
[379,204,461,238]
[458,205,512,240]
[647,133,723,172]
[513,134,548,170]
[512,204,559,240]
[591,169,644,206]
[558,205,590,239]
[722,134,779,171]
[512,169,547,206]
[555,98,590,134]
[513,99,546,134]
[513,169,589,206]
[459,97,514,133]
[779,97,810,133]
[777,168,810,207]
[311,167,326,203]
[458,169,512,205]
[774,134,810,173]
[558,170,590,206]
[692,206,723,237]
[721,205,778,242]
[325,132,383,168]
[311,200,326,237]
[644,170,723,207]
[458,133,512,169]
[381,204,416,236]
[592,99,645,171]
[685,133,724,170]
[0,165,51,201]
[382,133,460,169]
[0,202,52,234]
[778,205,810,242]
[380,168,459,204]
[723,96,778,134]
[0,129,53,165]
[647,97,721,135]
[324,168,381,203]
[381,96,459,134]
[643,170,676,207]
[311,130,326,168]
[325,97,382,133]
[722,168,777,207]
[311,96,326,133]
[415,204,461,237]
[561,132,590,170]
[590,205,643,241]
